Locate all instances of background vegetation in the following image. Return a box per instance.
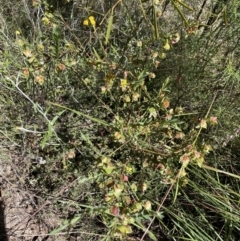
[1,0,240,240]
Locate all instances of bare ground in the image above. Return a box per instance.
[0,146,75,241]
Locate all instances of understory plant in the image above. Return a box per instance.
[1,0,240,240]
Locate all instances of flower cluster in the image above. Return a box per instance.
[83,16,96,28]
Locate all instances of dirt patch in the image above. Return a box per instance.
[0,147,64,241]
[0,146,104,241]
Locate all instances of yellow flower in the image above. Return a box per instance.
[163,39,170,50]
[84,16,96,28]
[89,16,96,27]
[42,16,50,25]
[83,19,89,26]
[120,79,127,87]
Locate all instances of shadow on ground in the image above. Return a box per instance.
[0,199,8,241]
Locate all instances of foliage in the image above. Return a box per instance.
[1,0,240,240]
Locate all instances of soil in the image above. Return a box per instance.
[0,147,65,241]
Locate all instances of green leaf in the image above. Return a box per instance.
[41,122,52,149]
[163,39,170,50]
[51,110,65,126]
[105,12,114,45]
[103,163,114,174]
[41,110,65,149]
[92,47,101,61]
[50,215,81,235]
[114,184,124,198]
[70,215,81,225]
[80,131,102,155]
[196,156,204,167]
[117,225,132,234]
[49,221,69,235]
[148,107,157,118]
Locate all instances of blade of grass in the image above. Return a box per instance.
[176,0,194,11]
[202,164,240,179]
[152,3,159,40]
[105,11,114,45]
[171,0,189,27]
[45,101,110,126]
